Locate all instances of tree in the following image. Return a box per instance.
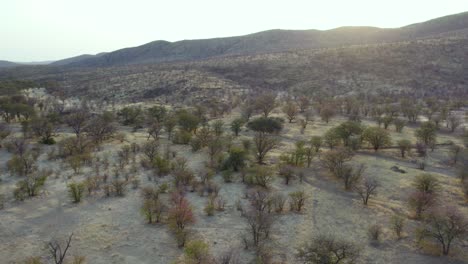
[354,177,379,205]
[255,93,276,118]
[278,164,295,185]
[224,147,247,172]
[415,122,437,146]
[207,138,224,168]
[393,119,406,133]
[177,110,200,133]
[323,129,340,149]
[64,109,90,138]
[362,127,391,151]
[118,106,143,128]
[282,101,299,123]
[141,197,166,224]
[297,234,361,264]
[249,165,275,188]
[0,123,11,147]
[30,116,57,144]
[297,96,311,113]
[211,120,224,137]
[419,206,468,255]
[168,192,195,231]
[244,210,274,247]
[447,115,461,133]
[164,114,178,139]
[381,116,393,129]
[142,140,159,161]
[320,147,354,180]
[408,191,436,219]
[397,139,412,158]
[48,233,73,264]
[334,121,364,147]
[253,132,279,164]
[310,136,323,153]
[230,118,244,136]
[413,173,440,195]
[85,112,116,145]
[320,105,335,124]
[449,145,462,165]
[146,105,167,123]
[247,117,283,134]
[147,121,163,141]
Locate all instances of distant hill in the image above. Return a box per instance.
[0,60,20,68]
[51,11,468,68]
[51,53,107,66]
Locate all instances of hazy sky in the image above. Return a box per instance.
[1,0,467,62]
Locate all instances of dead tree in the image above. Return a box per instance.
[48,233,73,264]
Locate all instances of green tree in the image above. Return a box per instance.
[362,127,391,151]
[230,118,245,136]
[415,121,437,146]
[397,139,412,158]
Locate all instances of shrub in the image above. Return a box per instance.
[14,173,47,200]
[368,224,383,244]
[289,191,307,212]
[408,191,436,219]
[278,164,295,185]
[223,147,247,172]
[111,179,127,196]
[204,198,215,216]
[23,256,44,264]
[184,240,212,263]
[152,156,171,176]
[190,137,202,152]
[0,193,4,210]
[172,130,192,145]
[271,192,287,213]
[296,234,361,264]
[248,166,275,188]
[222,170,234,183]
[141,198,166,224]
[413,173,440,195]
[390,214,406,239]
[67,182,85,203]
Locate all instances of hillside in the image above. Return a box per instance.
[0,60,19,68]
[50,11,468,68]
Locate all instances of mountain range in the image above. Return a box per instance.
[1,11,467,69]
[0,11,467,103]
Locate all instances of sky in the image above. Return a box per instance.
[1,0,467,62]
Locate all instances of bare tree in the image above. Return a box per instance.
[282,101,299,123]
[354,177,379,205]
[253,132,279,164]
[419,206,468,255]
[65,109,90,138]
[244,210,274,247]
[255,93,276,118]
[48,233,73,264]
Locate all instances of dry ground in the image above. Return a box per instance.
[0,107,467,264]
